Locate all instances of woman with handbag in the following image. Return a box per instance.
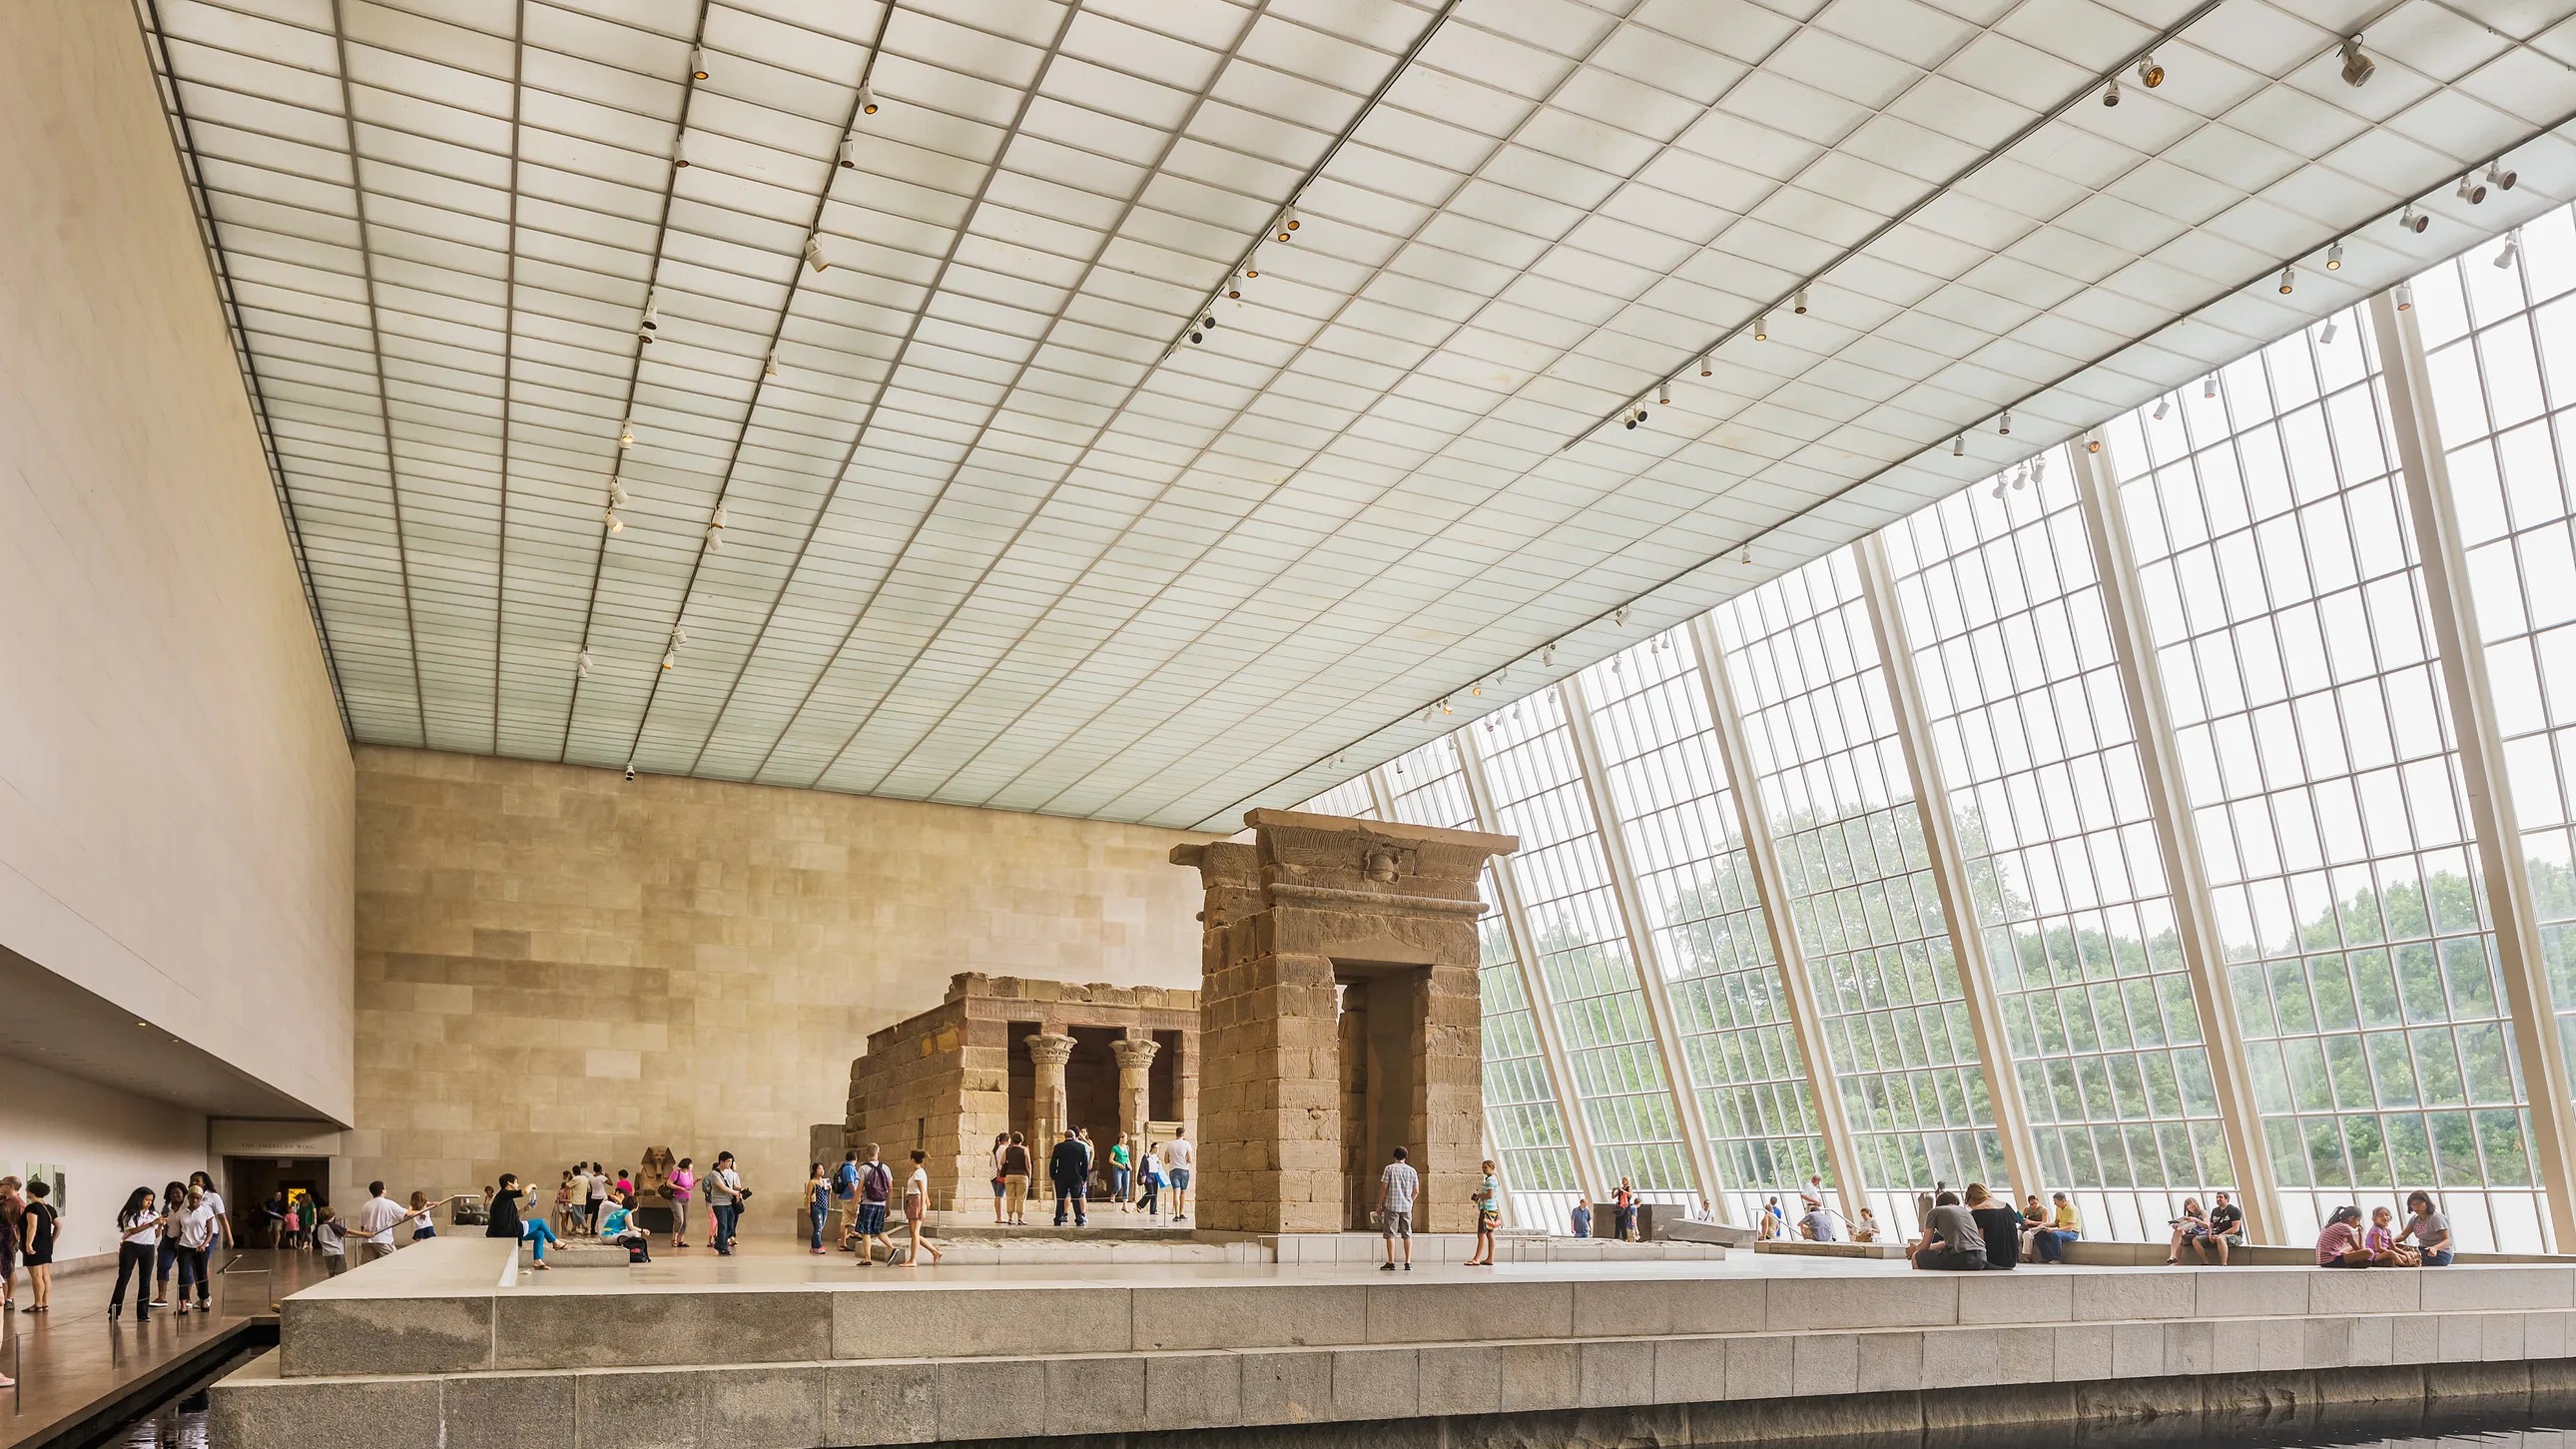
[669,1157,695,1249]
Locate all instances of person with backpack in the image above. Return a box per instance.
[850,1145,897,1266]
[832,1151,862,1246]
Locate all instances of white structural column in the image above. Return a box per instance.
[1452,736,1613,1203]
[1558,673,1732,1217]
[1685,613,1872,1221]
[2373,292,2576,1250]
[1854,533,2047,1199]
[2076,441,2288,1243]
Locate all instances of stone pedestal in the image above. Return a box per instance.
[1173,809,1515,1234]
[1110,1036,1158,1161]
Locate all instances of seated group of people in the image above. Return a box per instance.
[2314,1192,2456,1267]
[1909,1184,2040,1270]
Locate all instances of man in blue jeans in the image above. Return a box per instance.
[1049,1128,1090,1226]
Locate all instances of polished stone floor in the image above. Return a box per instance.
[0,1248,331,1449]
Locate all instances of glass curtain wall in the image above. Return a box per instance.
[1378,737,1586,1223]
[2104,312,2540,1248]
[1580,635,1832,1225]
[1714,553,2006,1226]
[1476,690,1696,1203]
[1887,453,2234,1241]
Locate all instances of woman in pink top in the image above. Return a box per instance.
[2315,1204,2368,1266]
[669,1157,696,1249]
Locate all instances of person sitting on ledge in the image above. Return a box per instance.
[1909,1190,1985,1271]
[2401,1191,2455,1266]
[2363,1205,2417,1267]
[1850,1207,1881,1243]
[2315,1204,2370,1267]
[1967,1184,2020,1270]
[1797,1199,1835,1241]
[2194,1191,2243,1265]
[599,1192,652,1263]
[2035,1191,2082,1264]
[2164,1197,2212,1265]
[485,1172,556,1271]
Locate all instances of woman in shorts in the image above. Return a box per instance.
[902,1151,945,1267]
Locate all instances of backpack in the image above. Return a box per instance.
[835,1160,860,1198]
[862,1161,893,1202]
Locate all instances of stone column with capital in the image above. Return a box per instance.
[1024,1032,1076,1197]
[1110,1036,1158,1161]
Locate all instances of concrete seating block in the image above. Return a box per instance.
[1496,1339,1579,1412]
[280,1291,495,1377]
[1365,1279,1574,1343]
[1043,1352,1143,1425]
[1789,1333,1860,1397]
[1237,1348,1331,1423]
[1767,1274,1955,1331]
[1570,1276,1763,1337]
[440,1367,574,1449]
[212,1355,444,1449]
[1652,1334,1727,1402]
[497,1287,832,1370]
[1855,1328,1924,1394]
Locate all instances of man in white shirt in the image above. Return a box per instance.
[353,1181,408,1263]
[1163,1129,1194,1223]
[1377,1146,1420,1271]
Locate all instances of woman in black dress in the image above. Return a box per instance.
[19,1178,59,1313]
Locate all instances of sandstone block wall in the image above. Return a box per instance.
[349,747,1206,1233]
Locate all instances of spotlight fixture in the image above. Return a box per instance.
[2278,264,2295,296]
[1440,697,1454,714]
[2086,432,2102,453]
[618,420,635,448]
[1794,288,1809,315]
[2204,373,2218,399]
[578,649,593,678]
[765,352,779,378]
[674,134,690,169]
[1738,544,1752,564]
[1242,255,1259,280]
[1544,643,1559,666]
[642,291,660,330]
[1754,315,1768,342]
[2325,241,2343,271]
[1992,475,2008,501]
[2497,229,2523,271]
[1998,409,2012,436]
[1226,283,1241,301]
[1699,354,1711,377]
[707,525,724,551]
[840,134,860,169]
[1189,314,1215,345]
[1952,434,1964,456]
[1614,606,1631,626]
[2395,282,2414,312]
[2103,77,2120,107]
[672,626,687,647]
[611,480,627,505]
[605,508,624,534]
[691,46,709,81]
[712,505,727,530]
[662,648,676,670]
[2399,204,2428,235]
[1276,203,1301,244]
[625,762,637,782]
[2339,34,2374,89]
[1656,381,1671,406]
[2031,453,2048,484]
[2488,160,2519,193]
[805,235,829,273]
[2458,174,2488,206]
[2319,316,2339,345]
[2153,394,2171,420]
[859,82,878,116]
[2137,53,2164,88]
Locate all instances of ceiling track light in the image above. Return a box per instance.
[2319,316,2339,346]
[1656,381,1671,406]
[1189,314,1216,345]
[1242,254,1260,280]
[2153,394,2171,420]
[1698,353,1711,377]
[618,421,635,449]
[2339,34,2374,89]
[610,479,627,505]
[1997,409,2012,436]
[673,134,690,169]
[2325,241,2344,271]
[1793,288,1809,315]
[690,46,709,81]
[672,626,688,647]
[1754,314,1768,342]
[839,135,860,169]
[859,82,879,116]
[1951,434,1964,457]
[577,648,593,678]
[765,352,780,378]
[2497,228,2523,271]
[2399,204,2428,235]
[662,648,677,671]
[2458,173,2488,206]
[1544,643,1559,666]
[2489,159,2519,193]
[706,526,724,552]
[1614,606,1631,626]
[605,508,623,534]
[2277,264,2295,296]
[712,505,727,530]
[2030,453,2048,484]
[2395,282,2414,313]
[2136,53,2164,88]
[2203,372,2219,399]
[1276,200,1302,244]
[2086,431,2103,454]
[805,236,829,273]
[2102,77,2120,108]
[642,291,660,330]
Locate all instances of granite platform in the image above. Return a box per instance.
[208,1236,2576,1447]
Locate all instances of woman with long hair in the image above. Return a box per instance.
[902,1150,944,1267]
[151,1177,189,1308]
[17,1179,58,1313]
[669,1157,695,1249]
[110,1185,168,1322]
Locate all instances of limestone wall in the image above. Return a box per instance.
[0,0,354,1120]
[348,747,1207,1232]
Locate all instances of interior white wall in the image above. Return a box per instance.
[0,1,354,1118]
[0,1053,211,1267]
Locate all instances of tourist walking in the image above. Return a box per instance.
[1134,1145,1163,1218]
[669,1157,695,1248]
[1465,1156,1499,1266]
[190,1170,234,1251]
[806,1162,832,1254]
[1049,1128,1090,1227]
[901,1150,945,1266]
[263,1189,290,1248]
[354,1181,409,1263]
[999,1132,1032,1225]
[19,1178,58,1313]
[706,1151,746,1255]
[1378,1145,1418,1271]
[174,1185,219,1311]
[110,1186,170,1322]
[1109,1133,1132,1210]
[851,1145,897,1266]
[1570,1195,1592,1238]
[832,1150,862,1245]
[1164,1127,1194,1222]
[989,1132,1010,1223]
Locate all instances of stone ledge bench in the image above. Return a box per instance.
[1754,1239,1909,1259]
